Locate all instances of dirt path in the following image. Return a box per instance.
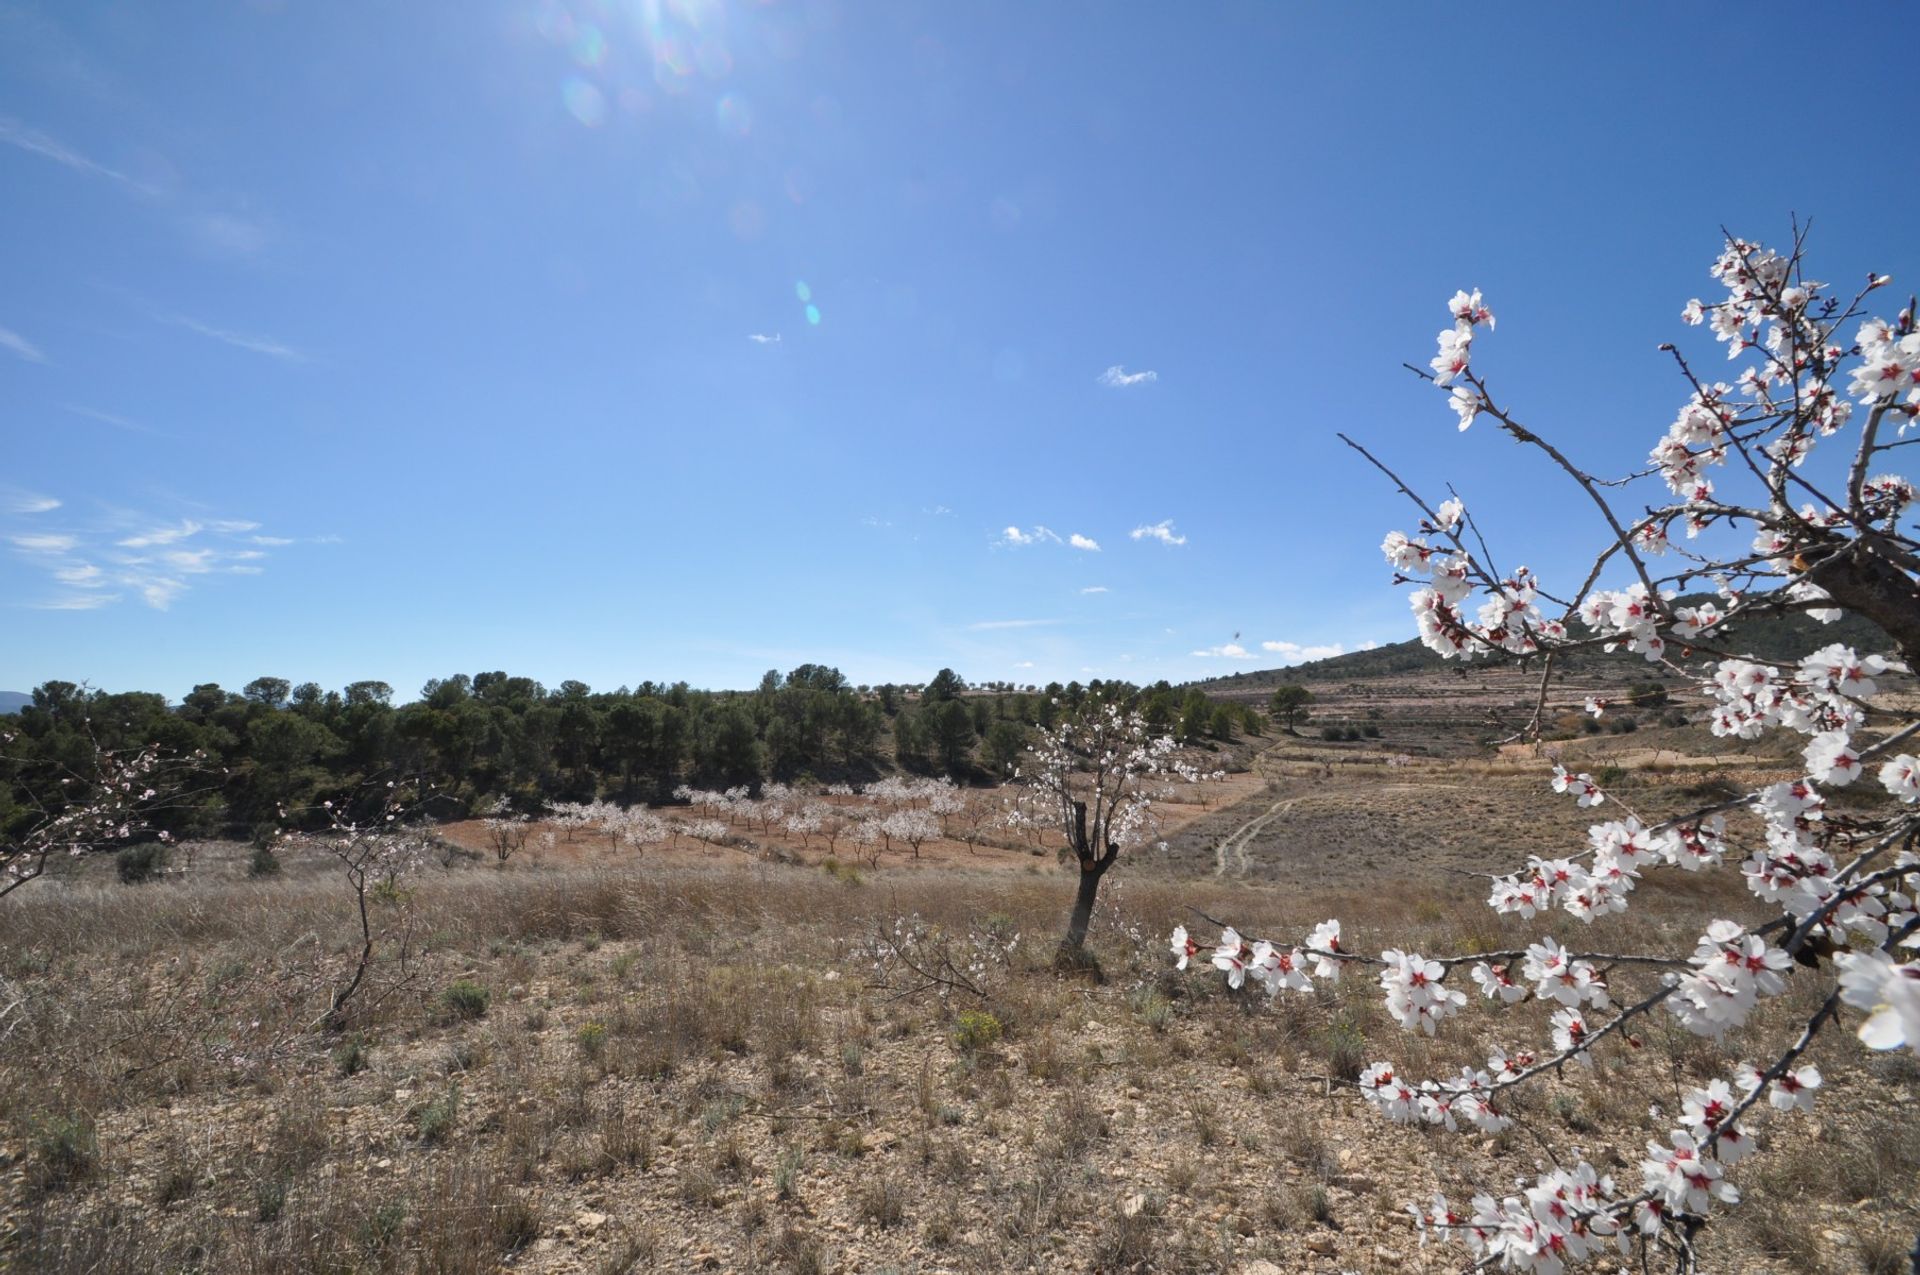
[1207,741,1309,878]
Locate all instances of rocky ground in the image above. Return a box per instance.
[4,720,1917,1273]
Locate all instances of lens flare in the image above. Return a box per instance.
[716,93,752,138]
[571,23,607,67]
[795,281,812,303]
[562,77,607,126]
[805,304,821,326]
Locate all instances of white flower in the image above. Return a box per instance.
[1170,925,1196,971]
[1880,754,1920,802]
[1803,730,1863,786]
[1306,919,1348,981]
[1448,384,1482,431]
[1836,949,1920,1055]
[1210,927,1249,989]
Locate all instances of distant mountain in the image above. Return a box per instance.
[0,691,30,715]
[1189,597,1895,693]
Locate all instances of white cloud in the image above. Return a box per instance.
[190,211,270,258]
[10,509,304,611]
[31,593,119,611]
[117,519,202,548]
[1068,533,1100,551]
[1191,642,1256,659]
[1079,585,1109,594]
[1130,519,1187,546]
[167,314,305,361]
[1261,640,1349,663]
[747,332,781,344]
[998,525,1062,548]
[138,577,187,609]
[1013,661,1035,669]
[10,533,76,553]
[6,492,60,514]
[0,326,46,363]
[969,618,1060,631]
[0,115,159,195]
[1098,365,1158,388]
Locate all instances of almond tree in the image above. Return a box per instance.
[1182,229,1920,1271]
[1018,697,1195,959]
[1,729,205,897]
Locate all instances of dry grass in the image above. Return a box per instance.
[2,731,1915,1272]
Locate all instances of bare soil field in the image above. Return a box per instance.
[4,722,1917,1274]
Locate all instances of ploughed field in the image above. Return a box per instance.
[4,706,1918,1274]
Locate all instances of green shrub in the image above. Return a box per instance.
[951,1010,1003,1054]
[1319,1014,1366,1082]
[576,1021,608,1062]
[413,1084,460,1143]
[117,843,167,884]
[441,980,491,1020]
[30,1111,98,1191]
[248,844,282,877]
[334,1036,371,1076]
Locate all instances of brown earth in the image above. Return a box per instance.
[3,720,1916,1274]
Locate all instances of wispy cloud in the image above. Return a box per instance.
[1261,640,1347,662]
[747,332,781,344]
[969,618,1061,631]
[5,504,309,612]
[117,519,202,548]
[1000,525,1099,551]
[31,593,119,611]
[0,326,46,363]
[1130,519,1187,546]
[166,314,306,361]
[189,211,271,258]
[998,525,1061,548]
[0,115,159,195]
[5,492,60,515]
[1013,660,1036,669]
[61,403,160,435]
[1079,585,1109,594]
[9,533,76,554]
[1191,642,1255,659]
[1098,365,1157,388]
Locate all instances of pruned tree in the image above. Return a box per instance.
[1017,697,1194,960]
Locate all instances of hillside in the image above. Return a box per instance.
[1190,595,1894,695]
[0,691,29,715]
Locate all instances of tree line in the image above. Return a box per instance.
[1,667,1260,844]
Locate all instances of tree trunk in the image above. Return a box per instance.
[1062,856,1109,950]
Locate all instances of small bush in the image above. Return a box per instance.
[577,1021,608,1062]
[248,844,282,877]
[30,1111,99,1192]
[414,1084,461,1143]
[951,1010,1003,1054]
[1318,725,1342,742]
[334,1036,371,1076]
[117,843,167,884]
[1319,1014,1366,1082]
[442,980,491,1020]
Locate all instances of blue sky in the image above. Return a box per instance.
[4,2,1918,700]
